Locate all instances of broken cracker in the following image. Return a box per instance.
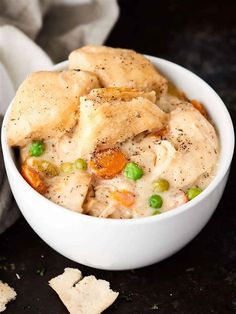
[49,268,119,314]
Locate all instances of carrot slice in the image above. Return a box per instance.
[149,127,168,140]
[21,164,47,194]
[111,190,135,207]
[191,99,207,117]
[89,148,127,179]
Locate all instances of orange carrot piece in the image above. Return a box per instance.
[191,99,207,117]
[111,190,135,207]
[151,127,168,139]
[89,148,127,179]
[21,164,47,194]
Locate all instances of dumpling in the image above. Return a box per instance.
[45,172,92,212]
[69,45,167,97]
[7,70,100,147]
[161,103,219,188]
[76,87,168,157]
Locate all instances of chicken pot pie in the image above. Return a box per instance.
[7,45,219,219]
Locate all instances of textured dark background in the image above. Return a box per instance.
[0,0,236,313]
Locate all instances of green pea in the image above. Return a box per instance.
[186,187,202,200]
[33,160,59,177]
[74,158,87,171]
[149,194,163,209]
[124,162,144,181]
[29,140,45,157]
[153,178,169,192]
[61,162,73,173]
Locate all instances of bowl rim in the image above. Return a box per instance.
[1,55,235,226]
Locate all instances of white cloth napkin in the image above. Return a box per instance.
[0,0,119,233]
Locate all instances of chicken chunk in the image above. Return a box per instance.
[76,87,168,157]
[69,45,167,97]
[7,70,100,147]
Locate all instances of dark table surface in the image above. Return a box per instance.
[1,0,236,313]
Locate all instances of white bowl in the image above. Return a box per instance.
[1,57,234,270]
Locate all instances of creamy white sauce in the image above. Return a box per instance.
[20,98,219,219]
[84,104,219,218]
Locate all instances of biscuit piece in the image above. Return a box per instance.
[76,87,168,157]
[7,70,100,147]
[49,268,119,314]
[0,281,17,312]
[162,103,219,188]
[69,45,167,97]
[45,172,92,212]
